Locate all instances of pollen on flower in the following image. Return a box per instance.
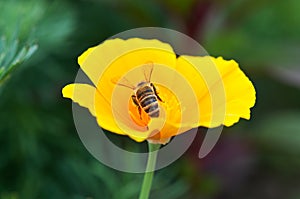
[128,99,150,128]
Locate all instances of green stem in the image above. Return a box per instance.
[138,142,161,199]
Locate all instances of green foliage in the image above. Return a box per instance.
[204,0,300,67]
[0,0,300,198]
[255,112,300,153]
[251,111,300,175]
[0,0,74,89]
[0,34,37,87]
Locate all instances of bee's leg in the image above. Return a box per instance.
[151,83,164,102]
[132,95,142,120]
[138,106,142,120]
[131,95,139,106]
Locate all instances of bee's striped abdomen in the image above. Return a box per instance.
[144,102,159,117]
[136,85,160,117]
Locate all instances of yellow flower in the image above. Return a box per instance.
[62,38,256,144]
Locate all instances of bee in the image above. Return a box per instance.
[111,62,163,119]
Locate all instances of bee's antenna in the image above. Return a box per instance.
[111,76,136,89]
[143,62,154,83]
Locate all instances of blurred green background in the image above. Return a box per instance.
[1,0,300,198]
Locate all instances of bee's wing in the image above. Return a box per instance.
[111,76,136,89]
[143,62,154,83]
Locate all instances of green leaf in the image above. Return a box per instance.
[0,35,38,86]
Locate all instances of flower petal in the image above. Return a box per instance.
[78,38,176,89]
[78,46,97,66]
[62,84,97,116]
[176,56,256,128]
[62,83,125,135]
[213,57,256,126]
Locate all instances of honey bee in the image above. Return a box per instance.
[111,62,163,119]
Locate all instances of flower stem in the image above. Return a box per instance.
[138,142,161,199]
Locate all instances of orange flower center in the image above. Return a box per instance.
[128,84,181,129]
